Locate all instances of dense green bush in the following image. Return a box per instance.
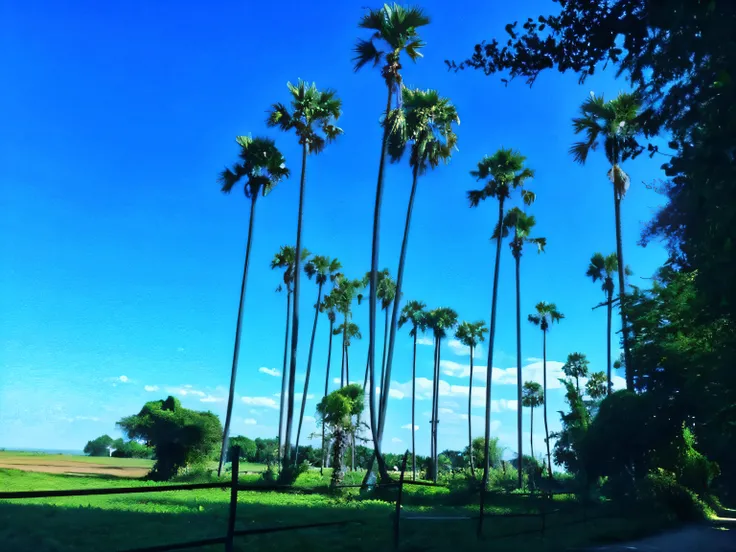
[640,469,714,522]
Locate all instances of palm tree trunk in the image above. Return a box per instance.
[363,357,370,392]
[433,338,442,483]
[218,194,258,476]
[321,317,334,473]
[345,342,350,383]
[468,344,475,478]
[411,329,417,480]
[613,189,634,390]
[543,330,552,478]
[380,307,389,393]
[377,165,419,456]
[515,253,523,489]
[284,143,308,468]
[366,83,394,485]
[606,289,613,395]
[295,282,324,464]
[341,320,347,387]
[277,288,292,467]
[430,336,438,478]
[530,406,534,461]
[482,198,505,489]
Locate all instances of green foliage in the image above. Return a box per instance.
[317,384,365,487]
[267,80,343,155]
[117,396,222,481]
[521,381,543,408]
[83,435,114,457]
[552,379,590,477]
[464,436,502,471]
[585,372,608,401]
[111,439,153,459]
[468,148,535,208]
[227,436,257,463]
[218,135,289,199]
[640,470,713,522]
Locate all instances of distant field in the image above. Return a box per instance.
[0,451,153,478]
[0,451,266,479]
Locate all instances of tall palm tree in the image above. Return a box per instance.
[334,321,362,384]
[562,352,590,396]
[320,291,338,472]
[376,269,397,392]
[271,245,310,465]
[587,252,629,395]
[294,255,342,463]
[468,148,535,489]
[571,92,641,390]
[354,4,430,482]
[528,302,564,477]
[398,300,427,480]
[425,307,458,483]
[268,81,343,469]
[216,136,289,476]
[454,321,488,478]
[377,87,460,466]
[521,381,544,462]
[497,206,546,488]
[330,276,366,386]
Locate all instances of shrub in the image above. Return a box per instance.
[277,460,311,485]
[640,469,714,522]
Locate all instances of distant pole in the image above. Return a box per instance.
[225,446,240,552]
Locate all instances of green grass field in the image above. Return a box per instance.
[0,460,677,552]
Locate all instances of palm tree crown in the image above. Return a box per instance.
[267,81,343,153]
[334,322,362,345]
[376,269,397,310]
[521,381,544,408]
[570,92,642,198]
[218,135,290,197]
[305,256,342,287]
[586,252,618,296]
[455,321,488,349]
[496,207,546,258]
[426,307,459,339]
[562,352,590,383]
[398,300,427,336]
[271,246,311,288]
[528,302,565,332]
[387,87,459,173]
[468,149,536,208]
[353,3,430,86]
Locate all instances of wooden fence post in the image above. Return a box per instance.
[393,451,408,550]
[225,446,240,552]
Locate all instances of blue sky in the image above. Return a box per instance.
[0,0,669,461]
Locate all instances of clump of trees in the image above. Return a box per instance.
[84,435,152,458]
[117,396,222,481]
[317,384,364,487]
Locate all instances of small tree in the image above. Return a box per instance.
[118,396,222,481]
[562,352,590,395]
[316,384,365,487]
[83,435,114,457]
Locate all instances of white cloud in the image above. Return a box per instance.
[526,357,543,363]
[167,385,206,398]
[389,388,404,399]
[416,336,433,346]
[437,359,567,389]
[446,339,485,357]
[144,385,159,392]
[242,396,278,409]
[118,375,129,383]
[259,367,280,377]
[401,424,419,431]
[244,418,257,425]
[74,416,101,422]
[392,437,402,444]
[200,395,225,403]
[304,415,316,424]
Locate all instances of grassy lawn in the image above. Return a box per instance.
[0,467,677,552]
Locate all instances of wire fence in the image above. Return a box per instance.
[1,448,625,552]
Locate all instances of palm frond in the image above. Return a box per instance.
[353,38,384,72]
